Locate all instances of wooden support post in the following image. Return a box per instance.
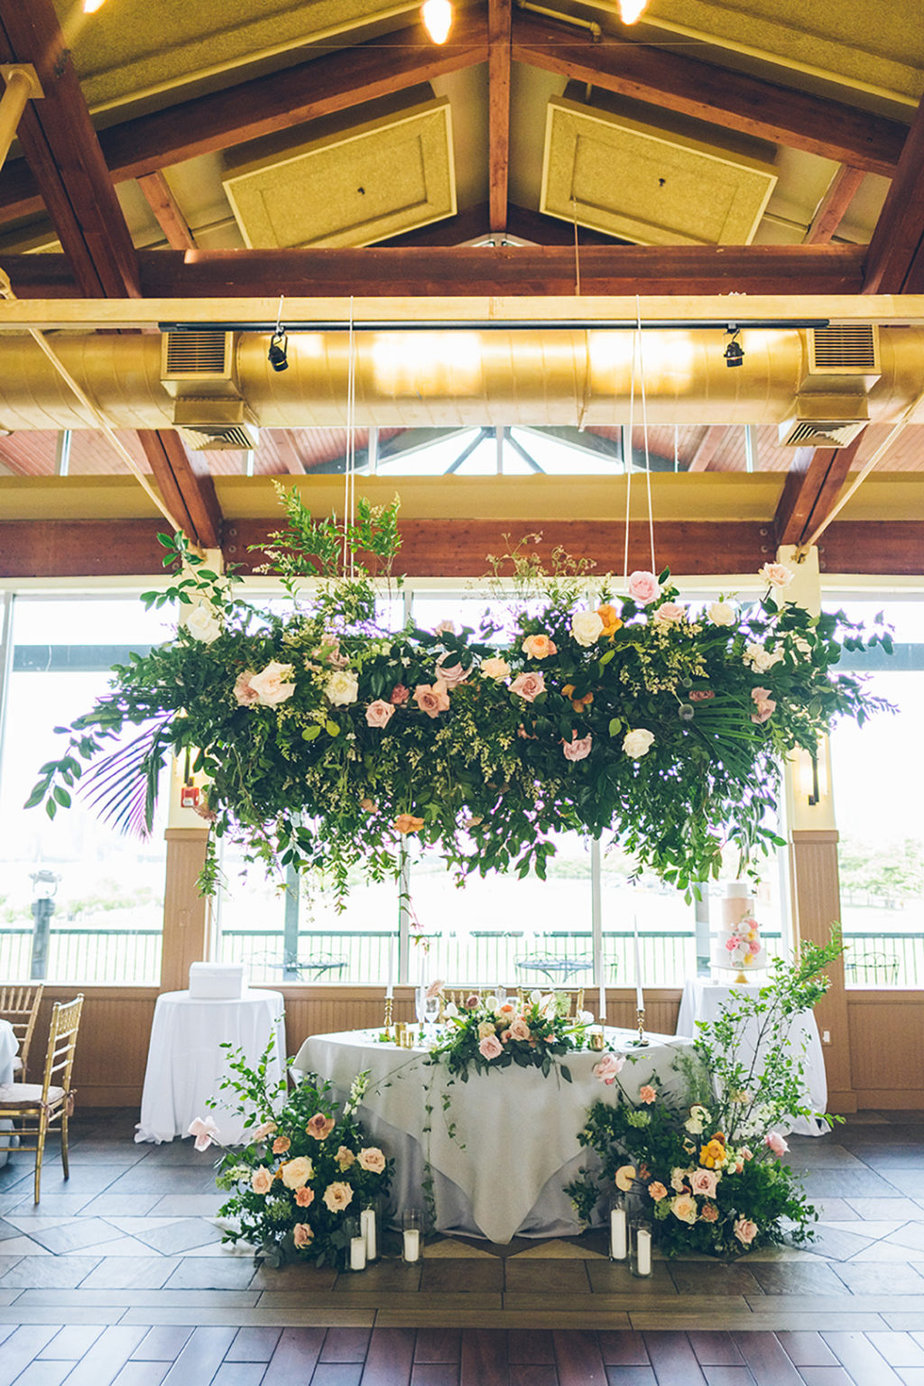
[161,829,211,994]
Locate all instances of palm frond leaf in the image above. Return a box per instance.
[77,716,174,837]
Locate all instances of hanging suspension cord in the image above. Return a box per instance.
[622,318,637,581]
[342,297,358,577]
[636,296,657,575]
[0,269,183,534]
[571,196,581,297]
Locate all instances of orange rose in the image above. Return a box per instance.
[597,604,623,637]
[272,1135,291,1155]
[295,1186,315,1208]
[394,814,425,835]
[522,633,557,659]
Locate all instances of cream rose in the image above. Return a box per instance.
[325,669,359,706]
[185,603,222,644]
[357,1146,386,1173]
[281,1156,313,1190]
[671,1193,698,1224]
[508,1017,531,1041]
[336,1145,356,1170]
[250,661,295,706]
[623,728,655,759]
[250,1166,273,1195]
[571,610,605,646]
[708,600,737,626]
[477,1020,498,1039]
[743,642,783,674]
[480,656,511,680]
[759,561,793,589]
[322,1181,354,1213]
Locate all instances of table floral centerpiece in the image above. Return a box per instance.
[566,934,842,1257]
[27,488,889,899]
[429,989,595,1081]
[193,1041,393,1267]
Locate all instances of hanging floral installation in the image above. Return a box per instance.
[27,486,890,898]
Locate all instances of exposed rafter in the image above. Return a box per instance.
[135,431,222,550]
[137,172,197,251]
[686,426,728,473]
[511,11,909,178]
[488,0,512,234]
[863,93,924,293]
[804,167,866,246]
[773,438,864,549]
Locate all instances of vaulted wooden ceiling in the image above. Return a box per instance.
[0,0,923,577]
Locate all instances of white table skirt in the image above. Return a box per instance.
[292,1027,694,1244]
[136,989,286,1145]
[0,1019,18,1169]
[675,978,828,1137]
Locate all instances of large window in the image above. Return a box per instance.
[0,594,169,984]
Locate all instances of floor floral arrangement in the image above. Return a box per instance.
[192,1042,392,1267]
[428,989,595,1081]
[566,934,842,1258]
[27,489,889,897]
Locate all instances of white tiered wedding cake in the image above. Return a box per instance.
[712,881,765,980]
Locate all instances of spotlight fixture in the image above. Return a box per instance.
[723,326,744,369]
[268,332,289,373]
[619,0,649,21]
[83,0,106,11]
[421,0,453,44]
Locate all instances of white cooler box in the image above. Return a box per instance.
[188,962,246,999]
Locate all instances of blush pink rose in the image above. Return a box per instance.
[648,1181,668,1202]
[479,1034,503,1060]
[627,570,661,605]
[390,684,410,705]
[750,686,777,724]
[562,731,592,762]
[508,1017,531,1041]
[734,1216,758,1246]
[509,671,545,702]
[639,1085,657,1104]
[293,1221,314,1248]
[358,1147,386,1173]
[435,655,472,688]
[758,561,793,589]
[652,601,686,627]
[765,1131,789,1157]
[305,1113,336,1141]
[365,699,395,728]
[233,671,260,705]
[593,1053,626,1085]
[691,1168,720,1198]
[413,681,450,718]
[250,1166,273,1195]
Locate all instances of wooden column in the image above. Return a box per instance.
[161,828,211,993]
[778,544,855,1113]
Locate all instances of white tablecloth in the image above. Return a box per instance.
[136,989,286,1145]
[0,1019,18,1169]
[292,1027,694,1244]
[675,978,828,1137]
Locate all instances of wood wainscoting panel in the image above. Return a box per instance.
[29,985,159,1106]
[848,990,924,1107]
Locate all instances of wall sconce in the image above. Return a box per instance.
[797,745,828,807]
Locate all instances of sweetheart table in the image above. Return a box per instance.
[292,1027,694,1244]
[0,1018,18,1169]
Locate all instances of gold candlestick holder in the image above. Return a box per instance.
[383,996,393,1039]
[630,1007,649,1047]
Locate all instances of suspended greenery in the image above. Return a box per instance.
[27,488,890,898]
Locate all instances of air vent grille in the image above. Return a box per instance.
[808,325,879,375]
[179,423,259,451]
[779,419,867,448]
[163,332,233,379]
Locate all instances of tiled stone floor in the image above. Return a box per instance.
[0,1109,923,1382]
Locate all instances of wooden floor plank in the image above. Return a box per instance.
[820,1331,905,1385]
[361,1327,416,1385]
[265,1326,326,1377]
[734,1332,807,1386]
[410,1365,459,1386]
[507,1329,556,1364]
[509,1367,557,1386]
[552,1329,606,1386]
[414,1329,461,1364]
[642,1332,706,1386]
[321,1327,373,1362]
[460,1328,508,1386]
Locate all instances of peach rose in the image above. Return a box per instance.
[272,1135,291,1156]
[394,813,425,835]
[336,1146,356,1170]
[281,1156,314,1190]
[305,1113,336,1141]
[627,570,661,605]
[648,1181,668,1202]
[751,685,777,724]
[700,1202,719,1223]
[295,1187,315,1208]
[322,1181,354,1213]
[249,661,295,706]
[358,1147,386,1173]
[734,1216,758,1245]
[596,604,623,637]
[508,1017,531,1041]
[293,1221,314,1249]
[233,671,260,705]
[478,1034,503,1060]
[480,656,510,680]
[522,633,557,659]
[435,655,472,688]
[250,1166,273,1195]
[639,1085,657,1105]
[562,731,592,762]
[365,699,395,728]
[671,1193,698,1224]
[413,681,450,718]
[509,671,545,702]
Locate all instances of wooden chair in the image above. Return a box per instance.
[0,995,83,1203]
[0,983,44,1081]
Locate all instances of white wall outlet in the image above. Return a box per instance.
[822,1029,831,1044]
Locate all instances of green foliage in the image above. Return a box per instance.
[428,990,590,1081]
[25,490,891,900]
[207,1043,392,1267]
[565,939,843,1257]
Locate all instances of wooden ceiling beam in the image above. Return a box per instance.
[512,11,907,178]
[0,244,865,300]
[137,172,197,250]
[863,94,924,293]
[488,0,512,234]
[686,425,728,472]
[0,0,139,296]
[773,437,863,548]
[0,12,489,225]
[804,166,866,245]
[135,430,222,550]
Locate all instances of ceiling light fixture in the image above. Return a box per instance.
[421,0,453,44]
[723,325,744,368]
[268,332,289,372]
[619,0,648,22]
[83,0,107,12]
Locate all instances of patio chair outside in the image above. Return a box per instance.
[0,994,84,1203]
[0,983,45,1081]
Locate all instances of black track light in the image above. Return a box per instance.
[723,326,744,369]
[268,331,289,372]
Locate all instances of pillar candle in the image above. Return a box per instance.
[403,1227,421,1262]
[636,1227,652,1275]
[633,921,644,1012]
[609,1206,627,1260]
[360,1207,377,1261]
[598,981,606,1023]
[350,1235,366,1271]
[385,935,394,1000]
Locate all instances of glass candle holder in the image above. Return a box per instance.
[402,1209,422,1263]
[347,1216,366,1272]
[360,1206,378,1262]
[629,1220,652,1277]
[608,1193,627,1261]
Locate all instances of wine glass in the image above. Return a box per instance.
[423,992,440,1037]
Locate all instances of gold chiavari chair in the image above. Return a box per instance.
[0,983,45,1081]
[0,995,84,1203]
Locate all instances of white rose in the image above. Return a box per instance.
[570,610,605,647]
[250,661,295,706]
[185,603,222,644]
[708,601,737,627]
[623,728,655,759]
[325,669,359,706]
[743,642,783,674]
